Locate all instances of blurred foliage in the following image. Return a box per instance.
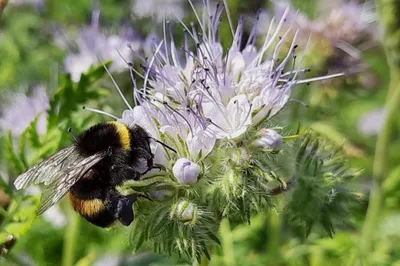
[0,0,400,265]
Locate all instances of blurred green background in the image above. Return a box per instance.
[2,0,400,265]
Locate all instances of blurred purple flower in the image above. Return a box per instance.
[265,0,377,45]
[358,107,386,136]
[132,0,185,22]
[316,0,377,45]
[0,86,49,137]
[257,0,378,84]
[61,11,141,82]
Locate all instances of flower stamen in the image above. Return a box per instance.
[82,106,119,120]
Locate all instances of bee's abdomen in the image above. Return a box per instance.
[68,193,115,227]
[68,193,105,217]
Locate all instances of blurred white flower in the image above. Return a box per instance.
[93,255,121,266]
[42,205,67,228]
[358,107,386,136]
[26,185,67,228]
[0,86,49,136]
[132,0,185,22]
[62,11,141,82]
[253,129,283,151]
[172,158,201,184]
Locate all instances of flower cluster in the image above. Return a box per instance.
[90,2,354,261]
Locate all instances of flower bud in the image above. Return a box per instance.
[222,168,242,197]
[174,200,197,221]
[253,129,282,151]
[172,158,201,185]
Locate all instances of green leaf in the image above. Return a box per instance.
[27,116,41,148]
[47,63,110,130]
[129,219,145,251]
[0,195,39,255]
[5,133,24,175]
[73,252,96,266]
[17,129,29,170]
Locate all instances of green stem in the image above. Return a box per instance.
[359,0,400,261]
[122,176,176,188]
[266,211,281,265]
[359,83,400,258]
[62,211,80,266]
[220,219,236,266]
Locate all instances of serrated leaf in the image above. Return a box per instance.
[47,64,109,131]
[17,129,29,170]
[0,196,39,253]
[151,210,168,237]
[5,132,24,175]
[27,115,41,148]
[205,229,221,245]
[129,220,145,251]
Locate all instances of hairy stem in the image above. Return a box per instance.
[62,211,80,266]
[359,0,400,260]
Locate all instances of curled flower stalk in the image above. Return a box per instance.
[88,2,357,262]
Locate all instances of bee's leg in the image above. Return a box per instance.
[135,146,165,175]
[116,193,153,225]
[106,189,136,226]
[150,163,166,171]
[116,196,136,226]
[134,147,154,174]
[140,164,166,177]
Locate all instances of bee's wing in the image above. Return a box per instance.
[14,145,109,214]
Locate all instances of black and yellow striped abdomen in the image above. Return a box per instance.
[68,192,117,227]
[68,192,105,217]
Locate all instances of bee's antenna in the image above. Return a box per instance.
[67,127,78,141]
[149,137,177,153]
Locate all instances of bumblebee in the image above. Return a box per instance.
[14,121,158,227]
